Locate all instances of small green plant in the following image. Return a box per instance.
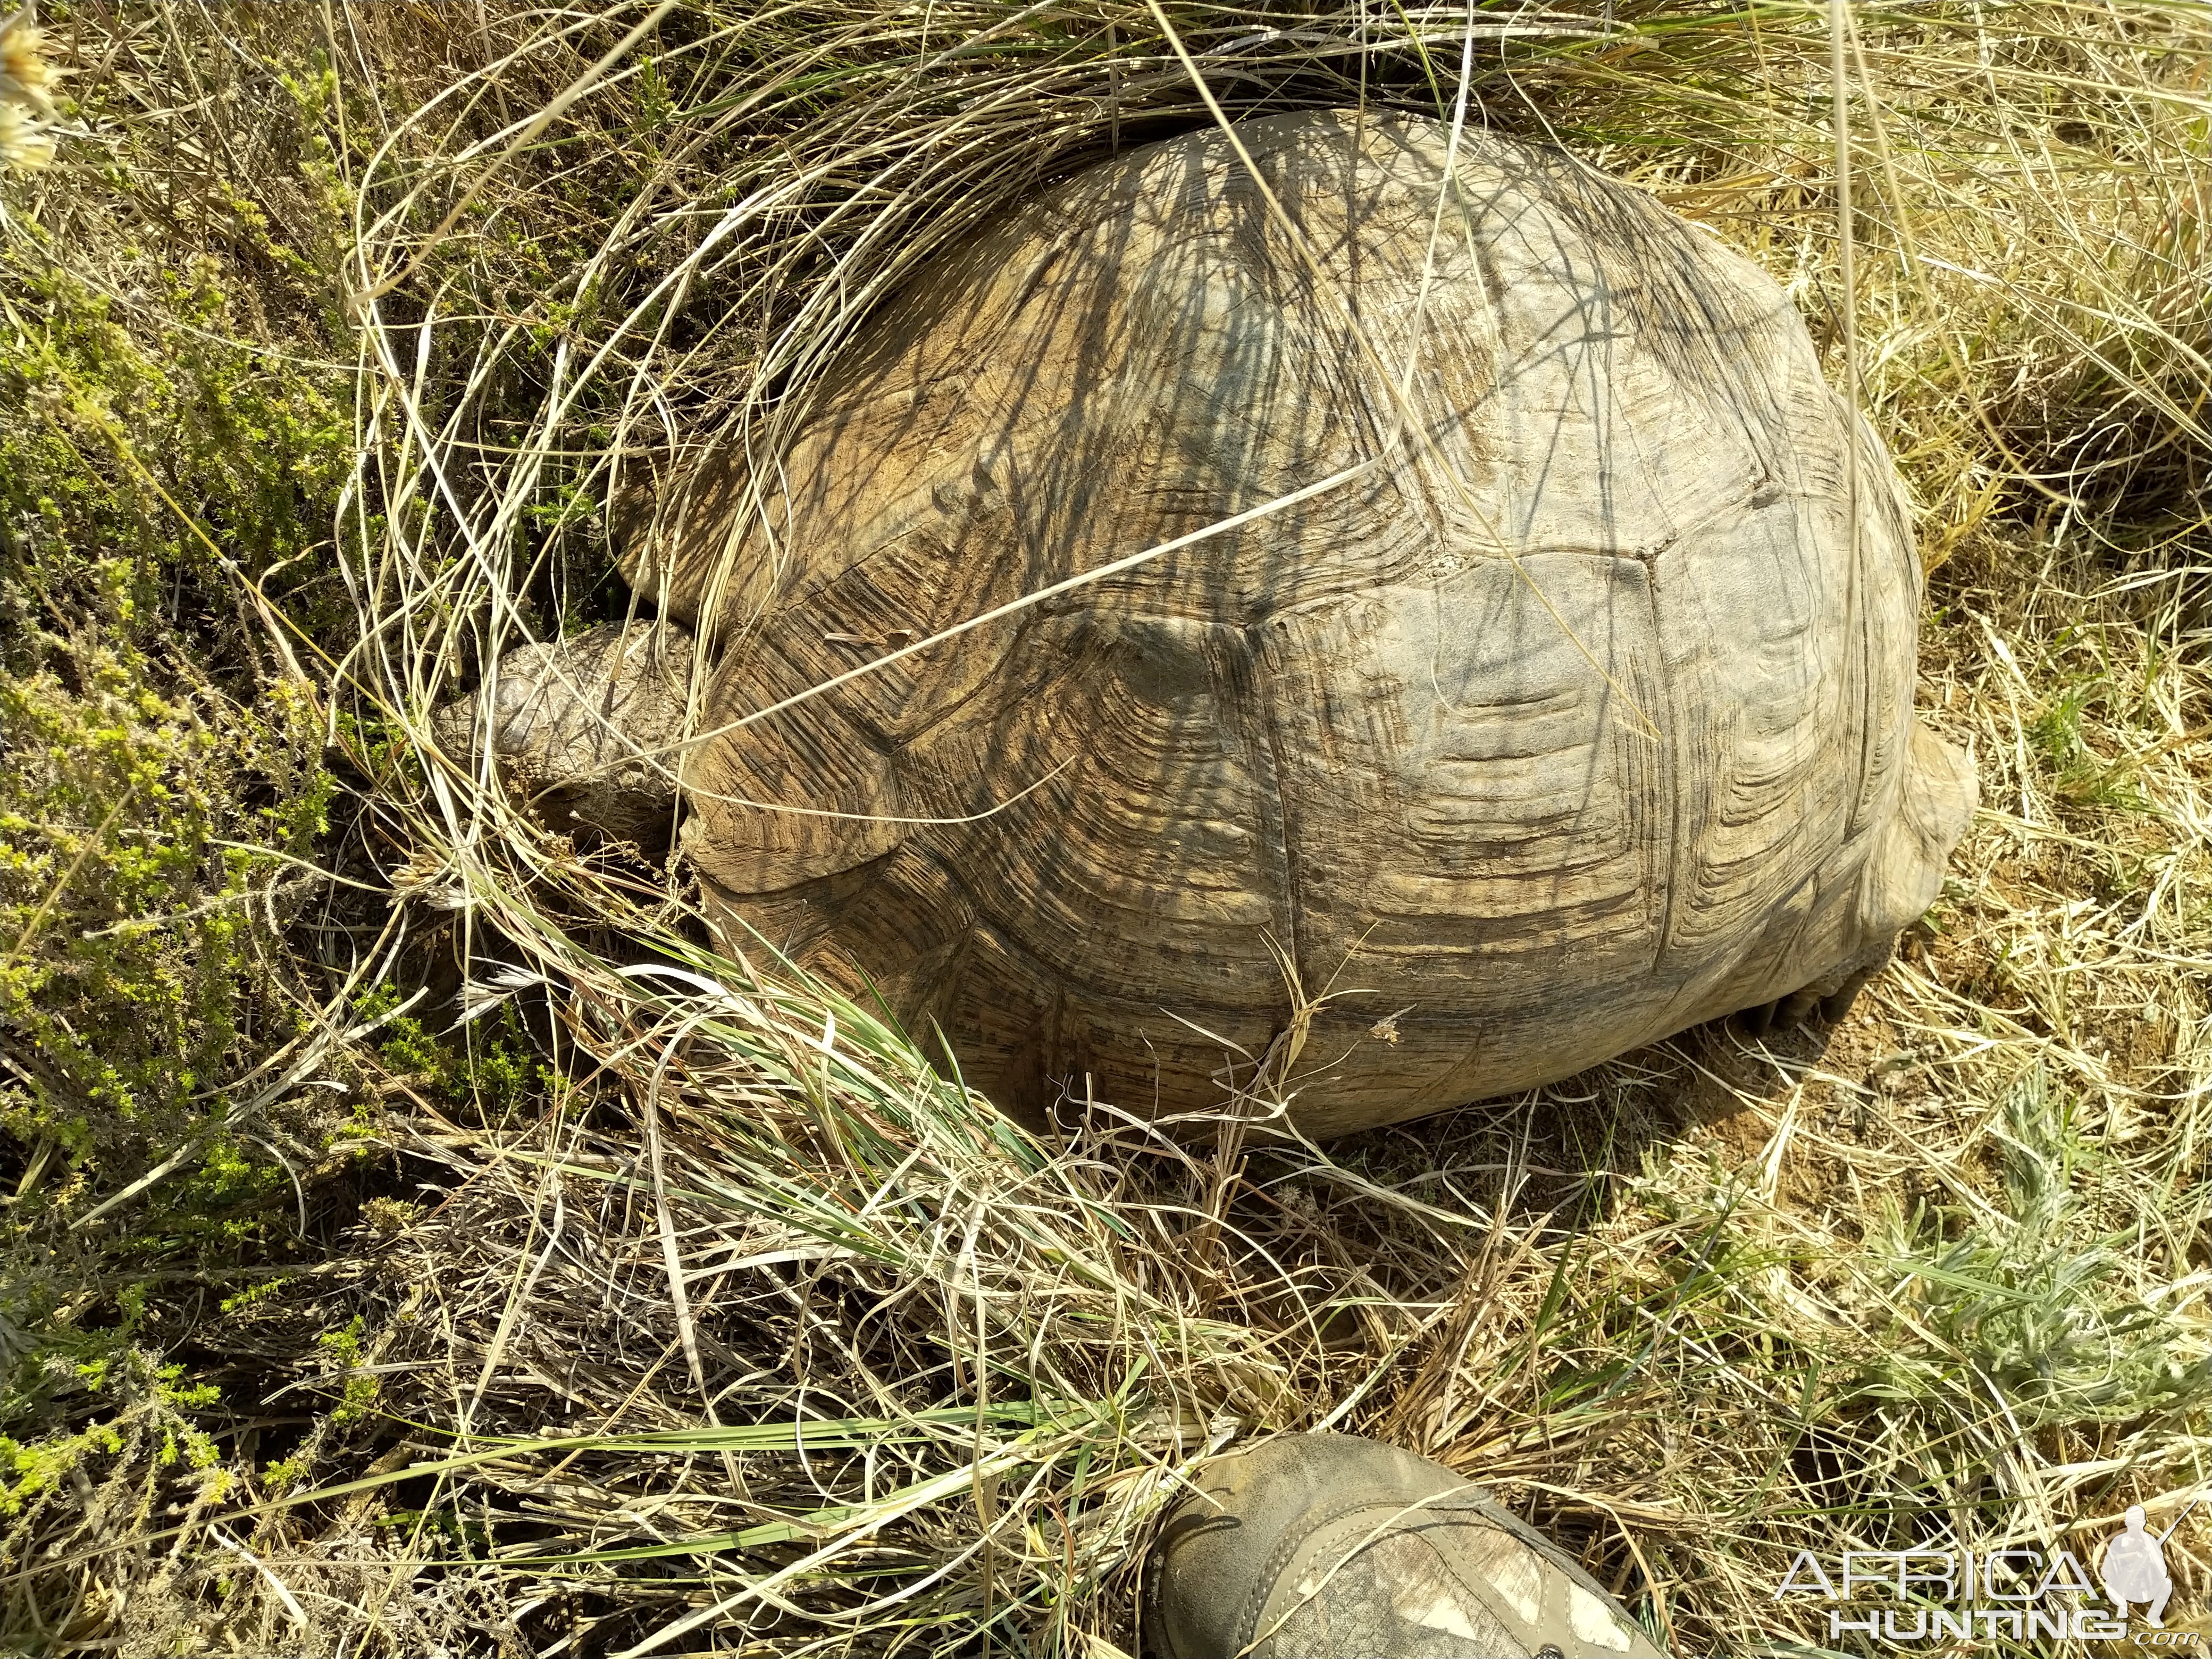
[259,1454,306,1495]
[2029,676,2150,812]
[316,1316,378,1425]
[354,982,542,1119]
[1868,1070,2205,1428]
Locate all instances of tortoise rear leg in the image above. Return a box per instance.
[1776,986,1825,1026]
[1736,969,1874,1037]
[1818,966,1876,1024]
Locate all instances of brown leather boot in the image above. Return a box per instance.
[1149,1433,1666,1658]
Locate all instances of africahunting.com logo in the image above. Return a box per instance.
[1774,1502,2198,1646]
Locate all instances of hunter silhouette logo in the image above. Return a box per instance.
[2103,1505,2181,1628]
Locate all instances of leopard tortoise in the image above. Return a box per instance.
[447,110,1977,1136]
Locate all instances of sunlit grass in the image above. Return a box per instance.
[2,2,2209,1654]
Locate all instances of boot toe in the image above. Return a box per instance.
[1150,1434,1665,1659]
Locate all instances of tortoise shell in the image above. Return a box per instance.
[619,110,1976,1135]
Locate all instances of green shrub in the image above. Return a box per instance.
[0,263,345,1233]
[0,22,364,1509]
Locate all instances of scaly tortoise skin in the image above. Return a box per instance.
[479,110,1978,1136]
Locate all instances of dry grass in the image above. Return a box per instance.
[4,2,2211,1655]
